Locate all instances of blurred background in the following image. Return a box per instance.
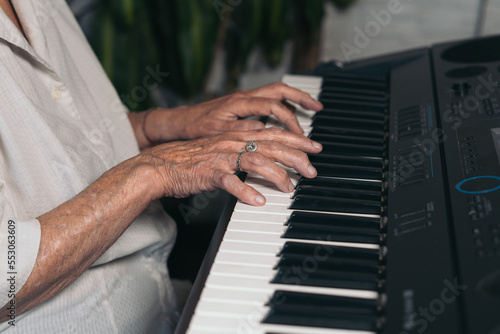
[65,0,499,287]
[67,0,498,111]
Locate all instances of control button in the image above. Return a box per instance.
[456,175,500,194]
[52,88,62,101]
[451,82,471,97]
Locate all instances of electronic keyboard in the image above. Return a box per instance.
[175,34,500,334]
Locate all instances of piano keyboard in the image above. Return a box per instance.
[184,73,388,334]
[178,34,500,334]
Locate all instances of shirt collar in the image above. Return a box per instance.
[0,0,56,72]
[0,4,33,55]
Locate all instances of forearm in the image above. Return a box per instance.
[0,157,159,319]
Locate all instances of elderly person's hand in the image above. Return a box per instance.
[6,85,321,319]
[136,127,322,206]
[129,82,323,147]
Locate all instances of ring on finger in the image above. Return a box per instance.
[245,141,258,152]
[236,151,246,172]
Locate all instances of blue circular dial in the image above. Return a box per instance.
[456,175,500,194]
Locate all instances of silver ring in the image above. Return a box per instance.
[236,151,246,172]
[245,141,258,152]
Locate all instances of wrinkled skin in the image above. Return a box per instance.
[141,127,322,205]
[1,81,323,320]
[131,82,324,205]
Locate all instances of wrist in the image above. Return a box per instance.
[140,110,159,146]
[126,155,170,201]
[144,107,193,142]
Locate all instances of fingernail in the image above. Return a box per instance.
[253,123,264,130]
[256,195,266,205]
[312,141,322,150]
[288,182,295,193]
[307,164,317,176]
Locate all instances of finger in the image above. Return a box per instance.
[239,152,295,193]
[270,100,303,135]
[233,127,322,153]
[232,98,303,135]
[252,140,317,178]
[216,172,266,206]
[250,82,323,111]
[209,138,318,178]
[282,100,297,113]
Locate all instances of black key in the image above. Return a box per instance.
[320,98,387,112]
[283,224,380,244]
[323,75,387,91]
[263,290,379,331]
[319,91,388,103]
[294,185,381,202]
[276,254,379,273]
[307,154,383,168]
[290,195,382,215]
[273,247,380,288]
[312,125,385,138]
[316,109,386,121]
[309,133,384,146]
[323,72,386,82]
[313,114,385,127]
[321,85,388,99]
[312,120,385,136]
[319,142,384,157]
[287,211,380,227]
[272,267,379,290]
[313,162,383,179]
[284,211,381,243]
[283,222,380,244]
[267,290,378,315]
[296,177,382,192]
[279,242,380,264]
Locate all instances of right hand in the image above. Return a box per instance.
[138,127,322,206]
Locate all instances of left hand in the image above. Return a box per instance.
[141,82,323,143]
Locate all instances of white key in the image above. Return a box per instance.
[189,314,374,334]
[218,240,281,255]
[230,211,288,224]
[227,221,286,234]
[186,75,380,334]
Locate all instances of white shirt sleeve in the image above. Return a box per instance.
[0,192,41,309]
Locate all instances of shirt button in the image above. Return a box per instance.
[52,88,62,101]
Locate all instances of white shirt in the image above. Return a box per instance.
[0,0,178,332]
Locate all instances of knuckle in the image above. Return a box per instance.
[217,139,234,150]
[248,152,266,167]
[271,82,286,90]
[271,99,284,108]
[267,127,284,136]
[297,151,308,162]
[220,173,238,189]
[230,91,247,101]
[265,140,281,152]
[277,167,289,184]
